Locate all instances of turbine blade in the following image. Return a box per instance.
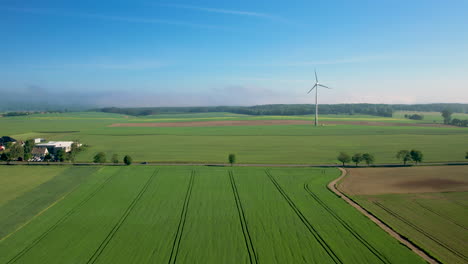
[307,84,317,94]
[315,69,318,83]
[318,84,332,89]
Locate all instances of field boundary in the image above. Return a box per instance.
[87,169,159,264]
[329,168,440,264]
[6,168,118,264]
[304,184,390,264]
[228,170,258,264]
[3,161,468,167]
[168,170,195,264]
[265,170,343,264]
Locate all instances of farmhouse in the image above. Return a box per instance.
[35,141,75,154]
[31,147,49,158]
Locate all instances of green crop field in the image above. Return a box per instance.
[1,112,467,164]
[0,166,425,264]
[355,193,468,264]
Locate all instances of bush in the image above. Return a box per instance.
[123,155,132,165]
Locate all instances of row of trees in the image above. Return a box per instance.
[337,149,424,166]
[93,152,133,165]
[337,152,375,166]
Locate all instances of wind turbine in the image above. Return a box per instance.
[307,70,331,126]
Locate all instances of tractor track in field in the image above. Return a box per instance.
[6,168,119,264]
[304,184,390,264]
[168,170,195,264]
[412,200,468,231]
[373,201,468,262]
[265,170,343,264]
[228,170,258,264]
[87,169,159,264]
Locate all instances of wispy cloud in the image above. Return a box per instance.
[1,6,227,30]
[160,3,291,24]
[162,4,274,18]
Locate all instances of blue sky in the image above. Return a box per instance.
[1,0,467,106]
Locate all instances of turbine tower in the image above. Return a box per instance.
[307,70,331,126]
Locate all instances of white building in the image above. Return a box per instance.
[35,141,75,153]
[34,138,46,144]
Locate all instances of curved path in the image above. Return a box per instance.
[328,168,439,264]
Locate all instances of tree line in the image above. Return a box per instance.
[336,149,457,166]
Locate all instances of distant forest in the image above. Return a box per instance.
[95,103,468,117]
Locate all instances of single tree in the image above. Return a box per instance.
[111,154,119,164]
[123,155,132,165]
[93,152,106,163]
[228,154,236,166]
[0,152,8,162]
[410,149,423,164]
[56,149,66,162]
[362,153,375,166]
[351,153,363,167]
[23,139,35,156]
[396,150,412,165]
[9,143,24,161]
[441,109,453,124]
[337,152,351,166]
[465,151,468,159]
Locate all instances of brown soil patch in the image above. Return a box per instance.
[338,166,468,195]
[395,179,467,189]
[109,120,452,128]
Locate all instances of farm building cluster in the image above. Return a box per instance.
[31,141,81,161]
[1,136,81,162]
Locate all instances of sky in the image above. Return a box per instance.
[1,0,467,107]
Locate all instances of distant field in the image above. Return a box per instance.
[1,111,467,164]
[0,166,424,263]
[339,166,468,264]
